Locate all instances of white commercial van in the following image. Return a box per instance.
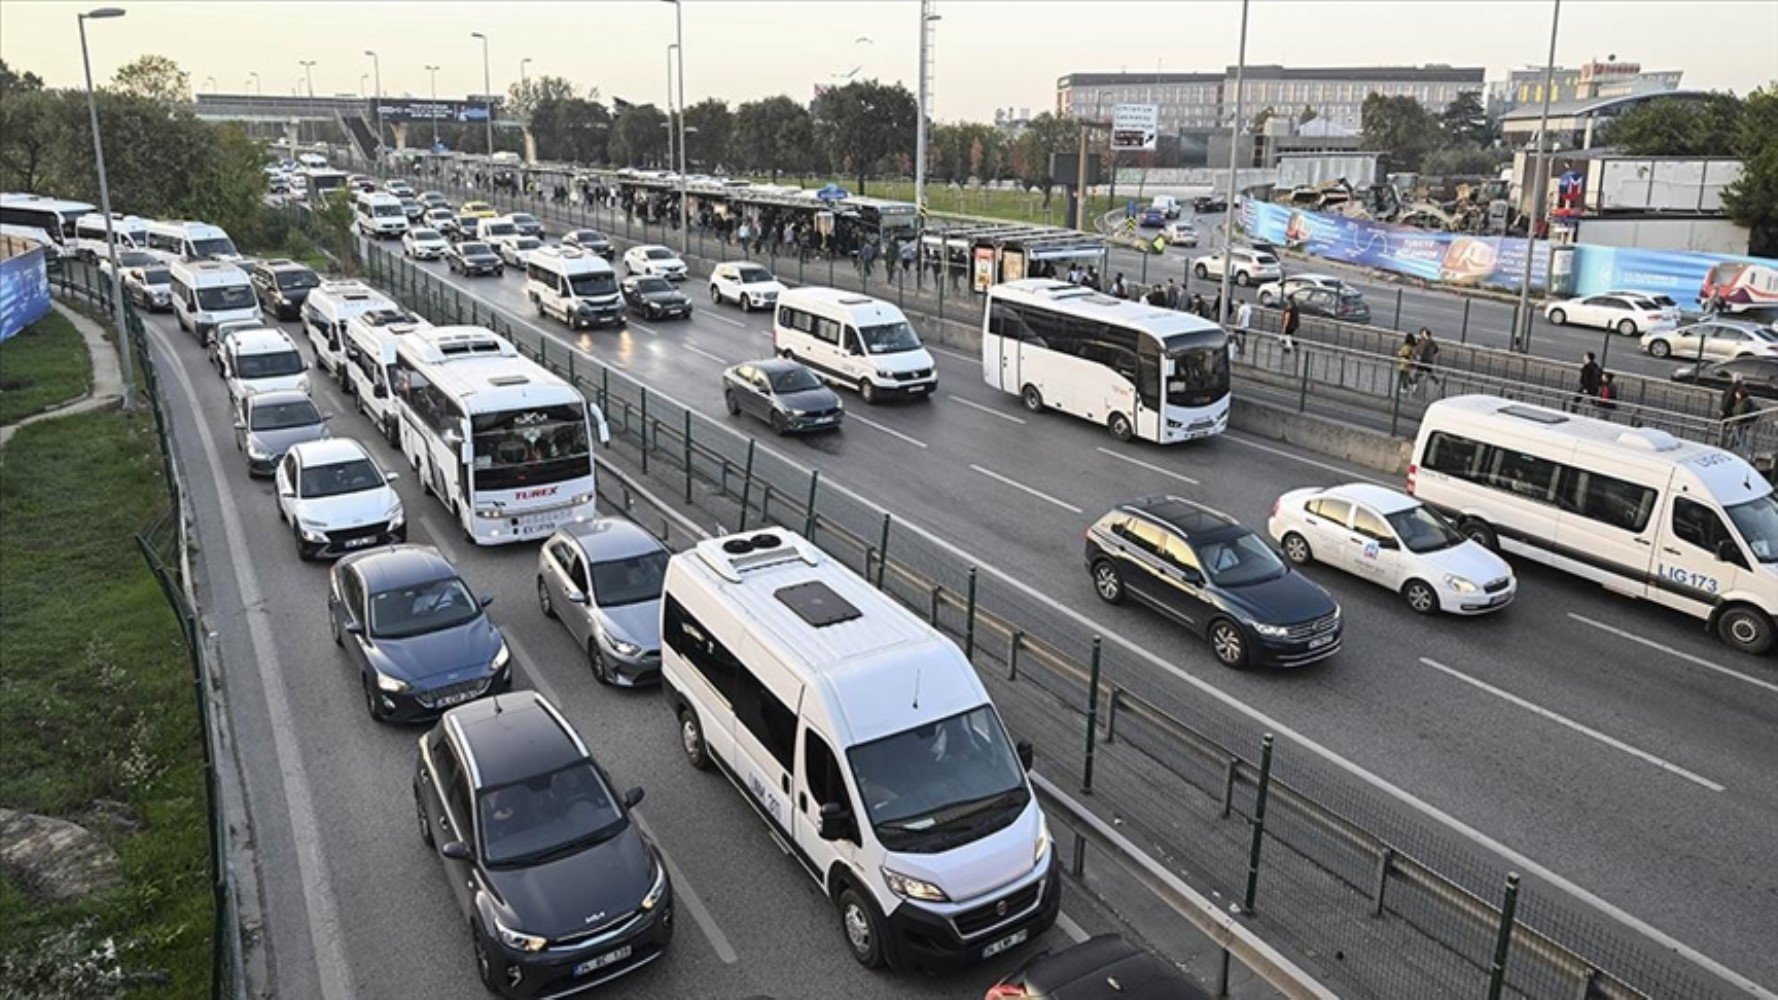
[354,191,409,238]
[473,215,521,253]
[71,213,149,259]
[524,246,624,329]
[661,528,1058,971]
[772,288,937,404]
[301,280,399,382]
[170,260,260,343]
[343,308,432,443]
[221,327,308,404]
[1410,394,1778,653]
[146,220,241,263]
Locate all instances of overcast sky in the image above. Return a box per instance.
[3,1,1774,121]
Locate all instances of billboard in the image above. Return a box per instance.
[371,99,494,124]
[0,247,51,343]
[1110,104,1158,152]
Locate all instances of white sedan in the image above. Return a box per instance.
[1162,220,1199,247]
[623,244,688,281]
[274,438,406,561]
[401,227,450,260]
[1641,319,1778,361]
[709,261,785,311]
[498,235,544,268]
[1267,483,1516,615]
[1543,293,1675,336]
[1255,273,1345,307]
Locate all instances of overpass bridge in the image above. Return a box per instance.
[194,93,525,161]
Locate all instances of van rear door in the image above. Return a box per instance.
[1552,467,1660,600]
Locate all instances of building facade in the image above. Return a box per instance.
[1502,60,1682,110]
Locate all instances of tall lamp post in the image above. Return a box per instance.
[520,57,531,92]
[663,0,687,253]
[1512,0,1562,353]
[77,7,135,411]
[425,64,441,148]
[1216,0,1251,331]
[247,70,260,95]
[470,31,494,156]
[365,49,382,161]
[299,59,315,98]
[915,4,938,232]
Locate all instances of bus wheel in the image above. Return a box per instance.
[1459,518,1498,551]
[1108,412,1134,443]
[1717,605,1775,655]
[1021,385,1044,412]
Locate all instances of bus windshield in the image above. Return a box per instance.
[470,404,592,493]
[860,321,921,354]
[1165,340,1229,408]
[196,284,256,311]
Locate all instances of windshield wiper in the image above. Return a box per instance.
[884,787,1022,835]
[510,820,626,866]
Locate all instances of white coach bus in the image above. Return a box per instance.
[391,326,609,545]
[981,278,1231,443]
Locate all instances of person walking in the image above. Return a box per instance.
[1145,283,1167,306]
[1189,292,1206,318]
[899,239,915,278]
[1164,278,1182,311]
[1111,273,1128,299]
[1413,327,1442,392]
[1233,298,1253,357]
[1577,351,1603,410]
[1396,332,1417,395]
[1728,383,1758,448]
[1720,371,1745,420]
[1595,372,1618,411]
[1281,301,1300,353]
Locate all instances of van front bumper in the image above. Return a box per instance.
[870,377,938,398]
[882,853,1060,972]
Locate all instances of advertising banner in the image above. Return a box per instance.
[0,247,51,343]
[371,99,493,124]
[1110,104,1158,152]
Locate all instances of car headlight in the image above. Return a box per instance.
[881,867,949,903]
[385,503,405,528]
[1443,574,1479,594]
[639,857,669,911]
[296,376,311,395]
[609,637,643,658]
[297,516,327,530]
[375,672,411,693]
[1034,816,1052,867]
[247,443,272,460]
[876,369,894,379]
[1250,621,1291,638]
[492,643,511,672]
[493,917,548,954]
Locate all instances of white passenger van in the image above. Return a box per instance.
[473,215,521,252]
[772,288,937,404]
[354,191,409,238]
[661,528,1058,970]
[147,220,241,263]
[170,259,260,343]
[300,280,399,382]
[71,213,149,259]
[524,246,624,329]
[1410,394,1778,653]
[0,193,94,257]
[344,308,432,443]
[221,327,308,404]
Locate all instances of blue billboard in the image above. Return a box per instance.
[0,248,52,343]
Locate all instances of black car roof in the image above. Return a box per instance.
[751,357,809,377]
[450,692,586,788]
[1022,934,1207,1000]
[342,543,459,592]
[1118,496,1240,542]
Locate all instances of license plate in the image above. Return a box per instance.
[434,689,480,708]
[981,929,1028,959]
[575,945,631,976]
[912,384,932,393]
[342,536,376,550]
[1308,634,1334,649]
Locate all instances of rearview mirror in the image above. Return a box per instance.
[817,802,855,842]
[1179,566,1204,585]
[622,786,645,809]
[1016,739,1034,773]
[232,420,245,430]
[567,590,588,605]
[1716,539,1740,563]
[440,840,472,861]
[373,385,388,398]
[383,471,399,482]
[344,622,364,636]
[279,489,295,499]
[478,594,495,608]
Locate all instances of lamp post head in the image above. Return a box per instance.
[82,7,125,18]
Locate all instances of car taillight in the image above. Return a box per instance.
[984,985,1029,1000]
[1406,463,1418,495]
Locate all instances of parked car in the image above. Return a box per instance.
[1284,283,1370,323]
[1192,248,1283,286]
[507,212,544,239]
[326,544,512,723]
[1192,194,1228,213]
[248,259,321,320]
[274,438,405,560]
[1544,294,1675,336]
[621,275,692,320]
[411,692,672,996]
[402,228,450,260]
[1641,319,1778,360]
[1256,273,1340,307]
[1136,207,1166,229]
[561,228,615,259]
[1084,496,1341,669]
[446,241,503,277]
[985,934,1209,1000]
[1671,356,1778,399]
[622,244,687,281]
[536,519,670,685]
[1268,483,1515,614]
[234,389,327,477]
[498,235,543,268]
[722,358,844,435]
[708,261,785,311]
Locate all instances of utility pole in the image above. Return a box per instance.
[915,1,938,226]
[1512,0,1562,353]
[364,50,382,162]
[425,65,440,147]
[299,59,315,98]
[78,7,136,411]
[668,0,688,254]
[1217,0,1251,330]
[471,32,494,155]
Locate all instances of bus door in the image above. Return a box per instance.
[1135,338,1163,441]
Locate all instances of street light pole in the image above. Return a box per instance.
[665,0,687,254]
[365,49,381,162]
[665,44,678,173]
[248,71,260,95]
[78,7,135,412]
[471,32,494,156]
[914,1,936,226]
[1512,0,1562,353]
[1217,0,1250,330]
[299,59,315,98]
[520,57,531,92]
[425,65,440,148]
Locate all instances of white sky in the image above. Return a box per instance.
[2,1,1774,120]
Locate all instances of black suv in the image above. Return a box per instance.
[1084,497,1341,669]
[621,276,692,320]
[562,229,615,260]
[413,692,672,997]
[249,259,321,320]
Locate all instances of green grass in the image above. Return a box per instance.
[744,175,1134,228]
[0,310,91,425]
[0,405,211,998]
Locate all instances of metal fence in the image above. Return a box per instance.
[359,239,1756,1000]
[49,265,247,1000]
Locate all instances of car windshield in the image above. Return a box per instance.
[470,404,592,492]
[477,762,625,867]
[511,214,537,225]
[1726,494,1778,563]
[572,230,606,244]
[848,705,1030,854]
[409,229,441,242]
[249,398,321,431]
[196,284,256,311]
[589,550,669,608]
[737,266,774,284]
[569,272,617,296]
[191,237,238,259]
[634,277,672,294]
[1195,531,1286,586]
[118,250,158,267]
[427,211,452,221]
[140,267,170,286]
[367,575,481,639]
[860,321,921,354]
[1386,504,1465,554]
[374,204,403,218]
[276,270,318,290]
[460,242,493,256]
[769,367,822,393]
[236,350,304,379]
[300,458,385,498]
[644,248,676,260]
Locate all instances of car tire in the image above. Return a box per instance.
[1648,339,1671,358]
[1281,532,1313,565]
[590,640,613,685]
[1208,619,1249,669]
[770,411,788,436]
[471,923,501,993]
[1235,270,1251,286]
[1548,308,1567,326]
[1194,263,1209,280]
[361,674,384,722]
[330,604,343,646]
[415,790,435,848]
[1022,384,1044,412]
[1091,560,1125,604]
[838,885,887,969]
[1403,579,1439,615]
[1108,412,1134,443]
[724,391,742,416]
[1617,319,1637,336]
[709,285,720,304]
[294,524,315,562]
[1259,290,1274,306]
[1717,604,1775,655]
[537,576,556,620]
[1459,517,1499,551]
[860,381,878,405]
[678,707,712,771]
[741,297,752,313]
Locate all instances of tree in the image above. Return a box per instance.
[732,96,813,180]
[1360,93,1442,172]
[506,74,577,122]
[1422,144,1506,177]
[810,78,917,194]
[1439,91,1492,147]
[529,97,609,164]
[0,90,63,191]
[681,98,732,170]
[0,59,44,97]
[1601,94,1742,156]
[1008,112,1078,206]
[609,103,668,168]
[110,54,191,104]
[1721,86,1778,255]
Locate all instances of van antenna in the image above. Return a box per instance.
[911,665,921,711]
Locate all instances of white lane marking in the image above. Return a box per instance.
[683,344,731,366]
[948,395,1026,424]
[1054,911,1089,943]
[846,412,928,449]
[1095,446,1201,485]
[703,311,746,328]
[928,344,980,365]
[628,320,660,337]
[1419,658,1725,793]
[1568,613,1778,696]
[1222,432,1388,486]
[143,322,358,1000]
[970,464,1083,513]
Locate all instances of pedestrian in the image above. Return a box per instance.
[1577,351,1603,410]
[1111,273,1127,299]
[1085,266,1101,291]
[1413,327,1442,391]
[1595,372,1618,411]
[1728,384,1758,448]
[899,239,915,277]
[1145,283,1167,306]
[1396,334,1416,394]
[1720,371,1745,419]
[1281,301,1300,353]
[1189,293,1206,318]
[1235,298,1253,331]
[1164,278,1181,311]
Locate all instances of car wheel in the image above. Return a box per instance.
[1235,270,1251,286]
[415,791,435,848]
[590,640,612,685]
[330,604,343,647]
[709,285,720,303]
[723,390,744,416]
[361,675,384,721]
[1717,604,1775,655]
[769,411,790,436]
[1648,339,1671,358]
[1107,412,1134,443]
[1022,384,1044,412]
[1459,518,1499,551]
[838,886,886,969]
[1617,318,1637,336]
[740,297,752,313]
[294,524,315,562]
[1259,290,1274,306]
[860,381,878,405]
[1091,560,1125,604]
[1548,308,1567,326]
[1281,532,1313,565]
[1403,579,1439,615]
[679,707,712,771]
[471,923,501,993]
[1209,619,1249,669]
[536,577,556,619]
[1194,263,1209,280]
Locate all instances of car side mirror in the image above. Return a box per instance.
[344,622,364,636]
[478,594,495,608]
[817,802,855,842]
[1016,739,1035,773]
[567,590,588,605]
[1179,566,1204,585]
[622,786,645,809]
[233,420,245,430]
[440,840,472,861]
[279,488,295,499]
[1716,539,1740,563]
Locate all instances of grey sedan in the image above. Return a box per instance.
[722,358,844,435]
[235,390,328,477]
[536,519,669,686]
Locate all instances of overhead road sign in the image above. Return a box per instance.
[1110,103,1158,151]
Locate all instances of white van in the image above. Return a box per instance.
[354,191,409,238]
[524,246,624,329]
[473,215,521,253]
[221,327,308,403]
[147,220,242,263]
[1410,394,1778,653]
[71,213,149,259]
[773,288,937,403]
[344,309,432,443]
[170,260,260,343]
[301,280,399,382]
[661,528,1058,971]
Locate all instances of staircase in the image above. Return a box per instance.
[336,112,379,164]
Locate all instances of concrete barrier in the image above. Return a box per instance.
[1231,395,1414,475]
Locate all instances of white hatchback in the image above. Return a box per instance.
[402,227,449,260]
[623,244,688,281]
[1267,483,1516,615]
[274,438,406,561]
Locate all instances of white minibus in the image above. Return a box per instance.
[344,308,432,444]
[146,220,241,263]
[773,288,937,403]
[355,191,409,238]
[71,213,149,259]
[524,246,625,329]
[301,280,399,382]
[170,259,259,343]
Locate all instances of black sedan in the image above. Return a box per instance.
[509,212,545,239]
[986,934,1209,999]
[621,276,692,320]
[722,359,844,435]
[561,229,615,260]
[413,692,672,997]
[448,241,504,277]
[1672,356,1778,399]
[327,545,512,722]
[1193,194,1228,213]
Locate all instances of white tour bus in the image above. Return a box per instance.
[71,213,149,259]
[298,167,349,202]
[773,288,937,403]
[354,191,409,238]
[392,326,609,545]
[170,259,260,342]
[0,194,96,257]
[524,246,625,329]
[300,280,399,382]
[146,220,241,263]
[982,278,1231,444]
[344,308,433,443]
[660,528,1058,971]
[1410,394,1778,653]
